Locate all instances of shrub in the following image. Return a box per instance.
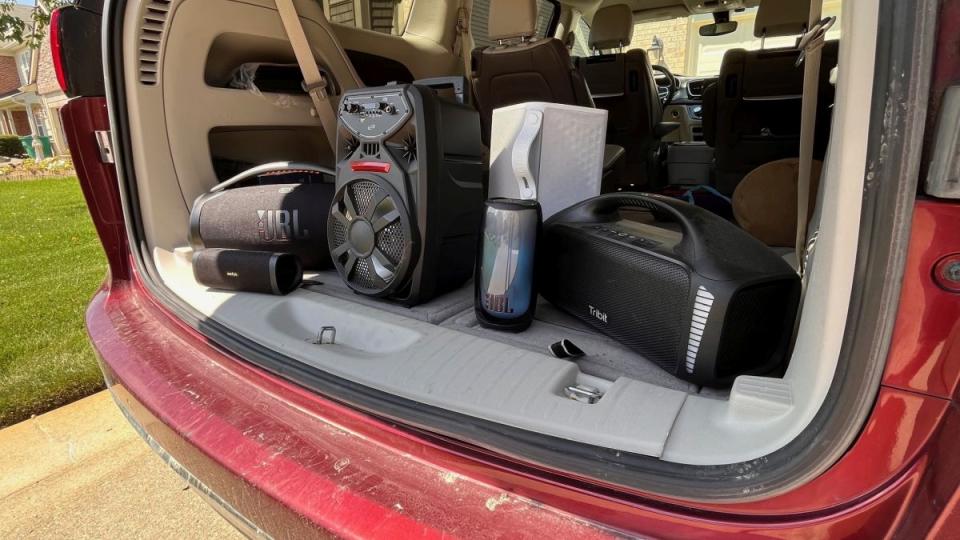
[0,135,24,158]
[0,157,76,180]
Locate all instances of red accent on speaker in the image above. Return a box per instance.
[351,161,392,173]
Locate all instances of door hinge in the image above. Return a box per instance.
[94,130,115,164]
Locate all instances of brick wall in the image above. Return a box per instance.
[626,17,689,73]
[37,31,60,96]
[0,55,23,95]
[12,110,30,135]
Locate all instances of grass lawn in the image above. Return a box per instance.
[0,177,107,427]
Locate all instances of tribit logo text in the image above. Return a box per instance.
[588,304,608,323]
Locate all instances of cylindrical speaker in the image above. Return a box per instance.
[327,177,418,297]
[192,249,303,295]
[190,183,335,269]
[475,199,541,332]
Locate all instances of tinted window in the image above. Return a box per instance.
[471,0,557,49]
[326,0,416,35]
[570,16,591,57]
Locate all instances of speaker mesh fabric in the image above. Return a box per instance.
[191,183,334,269]
[542,225,690,373]
[715,281,797,378]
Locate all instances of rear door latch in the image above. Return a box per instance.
[94,131,115,164]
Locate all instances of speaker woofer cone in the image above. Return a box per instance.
[327,177,417,297]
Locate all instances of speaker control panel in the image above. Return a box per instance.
[576,222,682,255]
[339,89,412,140]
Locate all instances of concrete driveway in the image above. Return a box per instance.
[0,391,242,539]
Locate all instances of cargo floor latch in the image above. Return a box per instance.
[308,326,336,345]
[564,384,603,404]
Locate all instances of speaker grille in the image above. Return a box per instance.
[541,225,690,373]
[376,221,406,263]
[330,214,347,246]
[350,181,379,216]
[715,280,798,378]
[353,257,376,289]
[327,177,416,296]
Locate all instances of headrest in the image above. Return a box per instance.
[589,4,633,49]
[754,0,811,38]
[487,0,538,42]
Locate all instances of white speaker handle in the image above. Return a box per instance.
[511,111,542,201]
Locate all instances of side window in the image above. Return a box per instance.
[323,0,415,35]
[471,0,558,49]
[570,15,591,58]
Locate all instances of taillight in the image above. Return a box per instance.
[50,8,68,94]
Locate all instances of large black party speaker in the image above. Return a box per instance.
[540,193,800,387]
[327,77,485,306]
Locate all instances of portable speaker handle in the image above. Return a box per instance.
[209,161,335,193]
[547,192,694,226]
[546,193,705,255]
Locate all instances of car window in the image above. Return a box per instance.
[471,0,558,49]
[616,0,842,77]
[325,0,416,35]
[570,15,591,58]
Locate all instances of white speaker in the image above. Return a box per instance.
[488,102,607,218]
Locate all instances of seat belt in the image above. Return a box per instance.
[794,1,835,275]
[275,0,338,154]
[454,1,475,79]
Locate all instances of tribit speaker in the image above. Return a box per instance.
[540,193,800,387]
[327,77,485,306]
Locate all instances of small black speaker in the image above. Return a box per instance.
[327,77,485,305]
[540,193,800,387]
[193,249,303,295]
[190,182,335,269]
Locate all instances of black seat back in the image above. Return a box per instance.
[577,4,661,186]
[473,0,593,145]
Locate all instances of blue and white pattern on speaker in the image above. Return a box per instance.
[685,286,715,374]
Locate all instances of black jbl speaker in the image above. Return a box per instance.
[540,193,800,387]
[193,249,303,295]
[190,182,335,269]
[327,77,485,306]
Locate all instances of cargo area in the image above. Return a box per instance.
[112,0,883,472]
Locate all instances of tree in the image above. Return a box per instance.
[0,1,69,49]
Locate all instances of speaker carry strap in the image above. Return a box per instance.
[275,0,338,154]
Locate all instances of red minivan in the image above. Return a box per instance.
[56,0,960,537]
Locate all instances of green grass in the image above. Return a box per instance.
[0,177,108,427]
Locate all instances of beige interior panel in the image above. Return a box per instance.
[332,24,460,80]
[404,0,462,49]
[123,0,185,254]
[208,127,329,167]
[124,0,361,252]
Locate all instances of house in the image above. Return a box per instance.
[0,6,36,141]
[0,3,69,158]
